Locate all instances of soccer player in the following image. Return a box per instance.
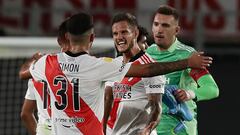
[137,25,153,51]
[20,19,69,135]
[103,13,165,135]
[26,12,212,135]
[146,5,219,135]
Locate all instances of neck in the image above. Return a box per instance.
[158,37,176,51]
[69,43,89,54]
[122,44,141,63]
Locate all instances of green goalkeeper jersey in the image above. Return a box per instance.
[147,39,197,114]
[147,38,219,135]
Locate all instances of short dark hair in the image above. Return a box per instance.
[137,26,149,42]
[111,12,138,27]
[155,5,179,21]
[58,19,68,38]
[137,26,155,46]
[67,12,94,35]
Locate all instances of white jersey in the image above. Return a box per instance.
[106,52,165,135]
[29,52,131,135]
[25,79,51,135]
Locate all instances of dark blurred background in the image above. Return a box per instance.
[0,0,239,135]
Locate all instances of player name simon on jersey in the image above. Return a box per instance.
[59,63,80,72]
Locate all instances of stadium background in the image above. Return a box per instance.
[0,0,239,135]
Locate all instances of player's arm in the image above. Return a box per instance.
[103,85,114,134]
[141,93,162,134]
[175,68,219,102]
[173,70,197,102]
[19,52,42,80]
[193,74,219,101]
[20,99,37,135]
[125,52,212,77]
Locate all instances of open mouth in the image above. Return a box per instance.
[117,41,126,46]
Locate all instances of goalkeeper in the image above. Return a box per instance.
[146,5,219,135]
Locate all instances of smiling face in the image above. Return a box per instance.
[112,21,136,53]
[152,13,180,50]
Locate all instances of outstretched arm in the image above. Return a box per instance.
[126,52,212,77]
[19,52,42,80]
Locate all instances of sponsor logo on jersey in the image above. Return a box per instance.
[149,84,164,88]
[113,83,131,99]
[119,62,126,72]
[54,117,85,125]
[103,57,113,62]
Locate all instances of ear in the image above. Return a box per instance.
[135,26,139,39]
[65,32,70,40]
[176,26,180,34]
[57,37,61,45]
[90,33,95,42]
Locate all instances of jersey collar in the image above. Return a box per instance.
[166,38,179,52]
[129,50,145,62]
[65,51,88,57]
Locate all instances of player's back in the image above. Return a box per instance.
[30,51,130,135]
[52,52,105,135]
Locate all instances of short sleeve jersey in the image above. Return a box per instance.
[107,52,165,134]
[25,79,51,127]
[146,39,198,112]
[109,53,165,101]
[29,52,131,135]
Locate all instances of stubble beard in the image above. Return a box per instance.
[118,40,134,54]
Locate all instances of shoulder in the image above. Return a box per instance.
[175,40,195,53]
[146,44,158,54]
[135,53,155,64]
[87,56,123,67]
[113,56,123,62]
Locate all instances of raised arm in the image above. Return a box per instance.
[126,52,212,77]
[19,52,42,80]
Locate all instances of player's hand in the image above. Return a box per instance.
[139,129,150,135]
[188,52,212,69]
[32,52,43,61]
[174,89,195,102]
[139,122,157,135]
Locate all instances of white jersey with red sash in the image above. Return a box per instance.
[29,52,131,135]
[106,53,165,135]
[25,79,51,135]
